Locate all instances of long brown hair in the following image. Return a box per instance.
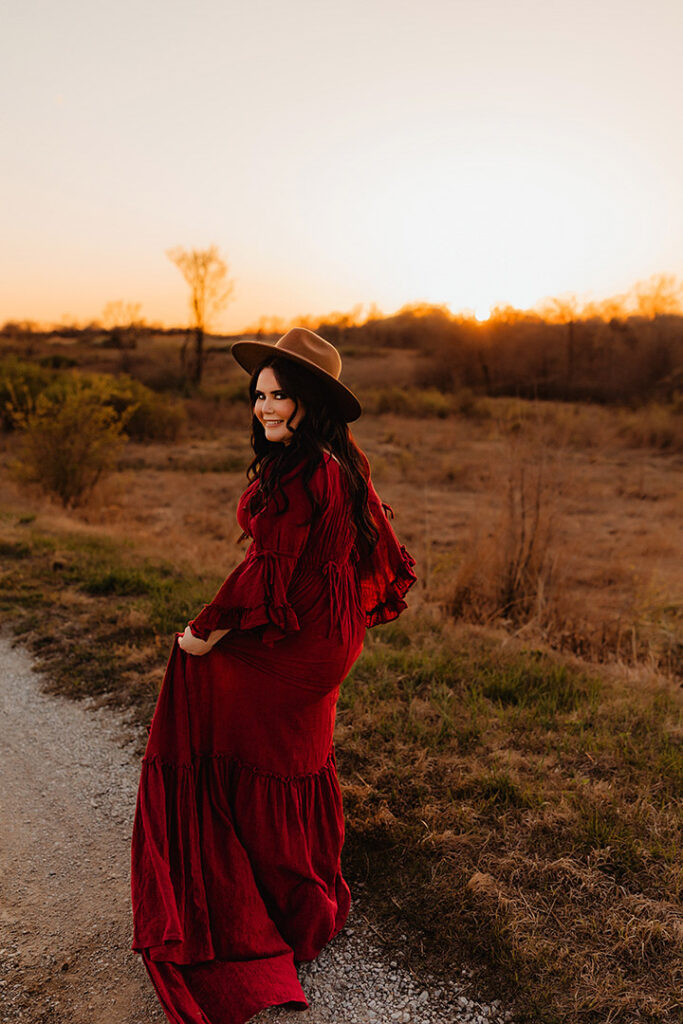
[245,356,378,554]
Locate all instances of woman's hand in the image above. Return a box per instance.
[178,626,211,655]
[177,626,231,655]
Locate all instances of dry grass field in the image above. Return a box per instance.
[0,332,681,1023]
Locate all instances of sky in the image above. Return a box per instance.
[2,0,682,330]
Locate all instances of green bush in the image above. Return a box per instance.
[103,376,186,442]
[12,379,127,506]
[0,358,185,442]
[0,357,58,430]
[39,354,78,370]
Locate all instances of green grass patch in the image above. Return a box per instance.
[338,615,683,1023]
[0,538,31,559]
[0,512,221,717]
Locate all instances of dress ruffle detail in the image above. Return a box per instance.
[364,543,418,628]
[188,549,300,645]
[358,476,418,628]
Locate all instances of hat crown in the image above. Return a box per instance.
[275,328,341,381]
[230,328,361,421]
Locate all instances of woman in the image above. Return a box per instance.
[131,328,416,1024]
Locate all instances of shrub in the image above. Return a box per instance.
[103,376,186,442]
[360,386,453,418]
[0,357,57,430]
[39,354,78,370]
[12,380,127,506]
[0,358,185,442]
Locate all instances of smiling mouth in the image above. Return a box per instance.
[264,420,283,426]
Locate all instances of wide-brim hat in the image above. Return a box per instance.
[231,328,361,422]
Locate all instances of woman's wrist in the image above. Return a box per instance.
[178,625,230,655]
[207,628,231,645]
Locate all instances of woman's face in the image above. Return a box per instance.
[253,366,306,444]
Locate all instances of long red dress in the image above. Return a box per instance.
[131,452,416,1024]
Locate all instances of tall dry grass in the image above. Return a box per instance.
[445,442,559,628]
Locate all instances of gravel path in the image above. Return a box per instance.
[0,634,511,1024]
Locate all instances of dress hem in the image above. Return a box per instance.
[141,948,308,1024]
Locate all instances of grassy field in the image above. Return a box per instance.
[0,332,681,1022]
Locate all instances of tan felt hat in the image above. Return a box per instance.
[231,328,361,422]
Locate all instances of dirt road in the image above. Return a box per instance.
[0,635,164,1024]
[0,635,505,1024]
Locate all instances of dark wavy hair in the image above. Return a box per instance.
[244,356,378,555]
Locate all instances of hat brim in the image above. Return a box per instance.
[230,340,362,422]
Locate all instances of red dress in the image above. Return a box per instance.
[131,453,416,1024]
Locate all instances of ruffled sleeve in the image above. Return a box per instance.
[358,478,417,628]
[188,468,313,645]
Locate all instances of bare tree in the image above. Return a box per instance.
[167,245,235,384]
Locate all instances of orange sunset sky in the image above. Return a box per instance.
[2,0,682,331]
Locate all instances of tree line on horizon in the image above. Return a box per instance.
[264,273,683,405]
[2,262,682,405]
[322,299,683,405]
